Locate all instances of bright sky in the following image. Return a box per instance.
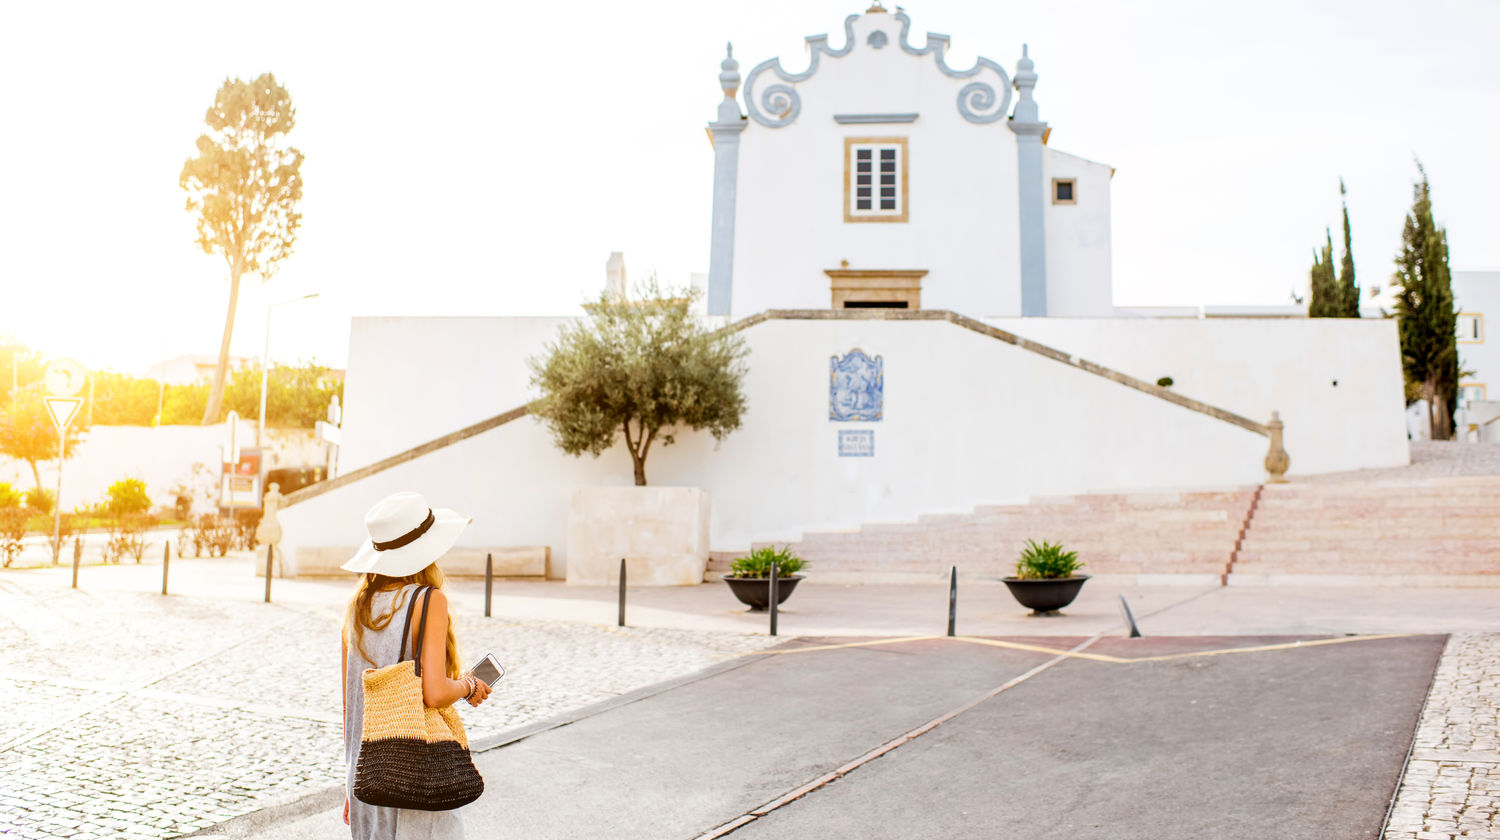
[2,0,1497,374]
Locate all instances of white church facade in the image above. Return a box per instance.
[276,8,1409,581]
[708,6,1113,319]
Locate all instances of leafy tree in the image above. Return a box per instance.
[90,371,164,426]
[1394,162,1458,440]
[180,73,305,426]
[1337,179,1361,317]
[0,386,88,492]
[0,340,45,410]
[157,362,342,428]
[1307,229,1340,317]
[529,283,748,486]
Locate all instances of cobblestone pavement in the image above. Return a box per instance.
[1385,634,1500,840]
[0,579,778,839]
[1297,441,1500,483]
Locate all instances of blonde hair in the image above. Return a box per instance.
[344,562,462,680]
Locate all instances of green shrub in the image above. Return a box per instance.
[0,483,21,509]
[730,545,805,578]
[105,479,152,518]
[1014,539,1085,580]
[24,487,54,515]
[106,513,157,563]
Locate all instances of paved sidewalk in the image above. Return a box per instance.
[2,556,1497,839]
[0,565,777,840]
[1384,633,1500,839]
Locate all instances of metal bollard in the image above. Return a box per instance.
[484,553,493,618]
[162,541,170,596]
[263,544,274,603]
[71,536,82,589]
[1118,594,1142,638]
[947,566,957,637]
[769,562,779,637]
[617,558,626,627]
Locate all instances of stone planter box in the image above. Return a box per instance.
[566,486,710,586]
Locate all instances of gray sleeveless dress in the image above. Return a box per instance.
[344,584,467,839]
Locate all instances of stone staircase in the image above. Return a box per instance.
[709,476,1500,585]
[1228,477,1500,583]
[709,488,1258,583]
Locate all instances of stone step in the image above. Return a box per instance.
[1240,538,1500,552]
[1232,560,1500,575]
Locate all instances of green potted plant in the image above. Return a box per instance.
[722,545,806,611]
[1002,540,1089,615]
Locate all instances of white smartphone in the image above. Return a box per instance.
[469,653,504,687]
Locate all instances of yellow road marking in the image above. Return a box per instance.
[738,632,1419,664]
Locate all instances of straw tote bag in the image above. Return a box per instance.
[353,585,485,810]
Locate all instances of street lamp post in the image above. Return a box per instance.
[258,293,320,447]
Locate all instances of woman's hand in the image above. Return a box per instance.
[464,676,492,707]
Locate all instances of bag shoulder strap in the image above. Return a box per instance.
[396,585,433,670]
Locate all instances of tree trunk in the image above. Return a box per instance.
[28,459,41,493]
[202,264,242,425]
[622,419,647,486]
[1425,377,1450,441]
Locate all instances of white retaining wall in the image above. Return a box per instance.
[280,316,1295,578]
[986,316,1410,476]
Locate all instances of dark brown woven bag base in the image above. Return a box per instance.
[353,736,484,811]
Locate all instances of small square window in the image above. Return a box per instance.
[1458,313,1483,343]
[845,137,908,223]
[1053,178,1076,205]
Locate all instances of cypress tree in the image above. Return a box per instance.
[1393,162,1458,440]
[1337,179,1361,317]
[1308,229,1339,317]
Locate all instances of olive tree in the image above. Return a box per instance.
[528,284,748,486]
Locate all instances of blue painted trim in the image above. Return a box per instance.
[893,12,1011,123]
[833,113,919,124]
[708,119,746,317]
[743,12,1010,128]
[1008,45,1048,316]
[744,15,857,128]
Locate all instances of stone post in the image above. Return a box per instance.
[1264,412,1290,484]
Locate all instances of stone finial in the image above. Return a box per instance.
[866,0,888,12]
[719,42,740,98]
[1264,411,1291,483]
[605,252,627,301]
[1013,44,1040,124]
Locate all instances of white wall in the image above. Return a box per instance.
[1452,270,1500,405]
[0,421,319,512]
[985,317,1410,475]
[282,316,1283,575]
[731,13,1026,319]
[1042,148,1114,316]
[337,316,574,472]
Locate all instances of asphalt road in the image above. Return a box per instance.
[215,633,1445,840]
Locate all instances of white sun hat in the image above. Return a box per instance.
[340,491,470,578]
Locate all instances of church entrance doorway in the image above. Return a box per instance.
[824,268,928,310]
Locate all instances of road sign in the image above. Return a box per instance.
[44,397,84,431]
[44,359,85,397]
